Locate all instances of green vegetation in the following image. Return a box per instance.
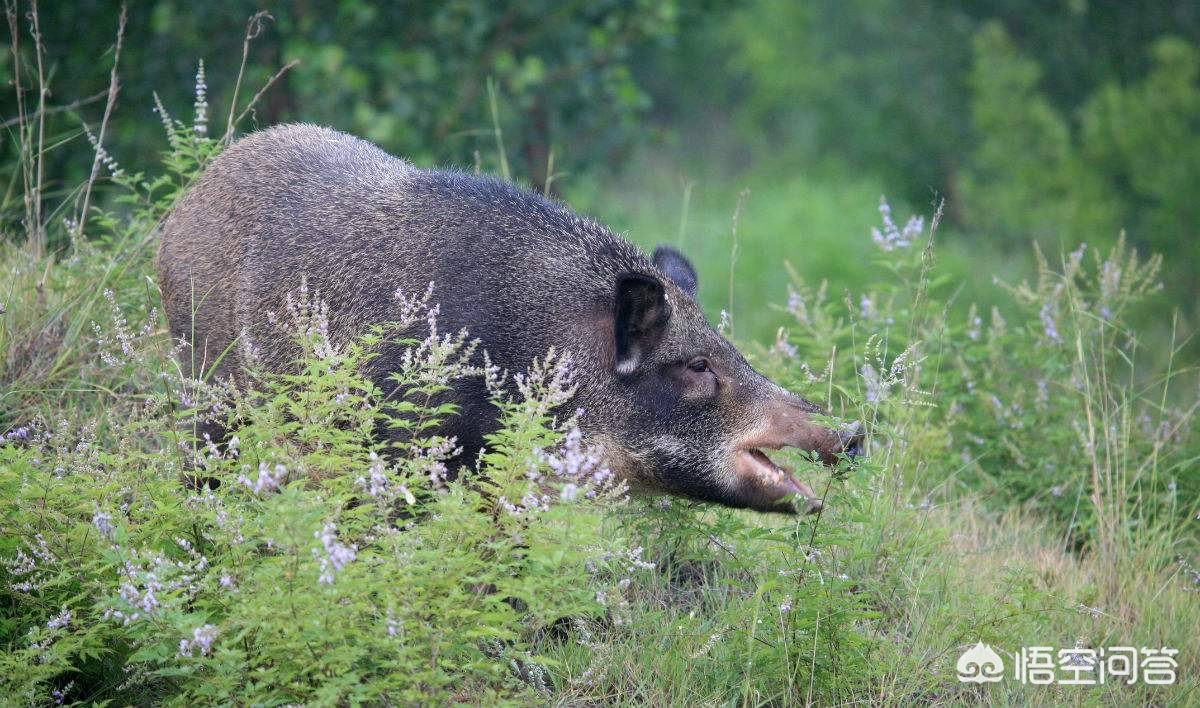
[2,2,1198,705]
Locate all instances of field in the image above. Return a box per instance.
[3,5,1199,706]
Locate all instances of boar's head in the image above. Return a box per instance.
[583,246,862,514]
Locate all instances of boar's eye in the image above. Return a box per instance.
[687,358,711,374]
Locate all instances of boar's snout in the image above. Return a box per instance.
[731,393,864,514]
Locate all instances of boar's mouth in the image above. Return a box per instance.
[731,415,863,514]
[734,446,823,515]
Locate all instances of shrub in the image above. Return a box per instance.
[2,51,1196,706]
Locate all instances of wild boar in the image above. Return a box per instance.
[157,124,861,513]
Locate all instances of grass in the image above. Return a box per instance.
[1,21,1198,706]
[567,150,1034,347]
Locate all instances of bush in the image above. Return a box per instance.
[2,58,1197,705]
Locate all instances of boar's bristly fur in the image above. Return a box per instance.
[157,124,861,513]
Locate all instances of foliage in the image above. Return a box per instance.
[774,198,1197,541]
[2,14,1199,706]
[959,22,1120,246]
[654,1,1200,314]
[0,0,724,195]
[1,117,633,701]
[1079,37,1200,293]
[0,305,631,704]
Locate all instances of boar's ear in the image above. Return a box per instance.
[652,246,698,298]
[614,272,670,375]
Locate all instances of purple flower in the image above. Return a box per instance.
[237,461,286,495]
[313,523,357,585]
[46,608,71,630]
[871,197,923,252]
[356,452,389,498]
[1040,302,1062,344]
[92,512,116,541]
[178,624,218,657]
[3,426,29,443]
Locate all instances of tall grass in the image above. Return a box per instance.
[2,11,1197,706]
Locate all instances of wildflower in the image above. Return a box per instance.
[786,287,811,325]
[967,314,982,341]
[718,309,731,334]
[355,452,389,498]
[92,289,139,366]
[392,282,437,329]
[178,624,218,657]
[1076,603,1102,618]
[779,596,793,613]
[1039,302,1062,344]
[112,578,159,625]
[390,299,480,390]
[541,426,615,500]
[518,491,551,514]
[692,629,725,659]
[237,461,286,495]
[386,611,400,637]
[4,535,53,592]
[511,349,575,413]
[46,608,71,630]
[83,123,123,178]
[989,395,1005,415]
[51,684,73,705]
[871,197,922,252]
[313,523,357,585]
[859,295,874,320]
[104,547,206,625]
[1099,259,1121,302]
[92,511,116,540]
[482,353,506,393]
[3,426,30,443]
[285,279,339,362]
[771,328,797,358]
[1067,243,1087,270]
[414,436,459,487]
[1061,640,1097,668]
[192,60,208,137]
